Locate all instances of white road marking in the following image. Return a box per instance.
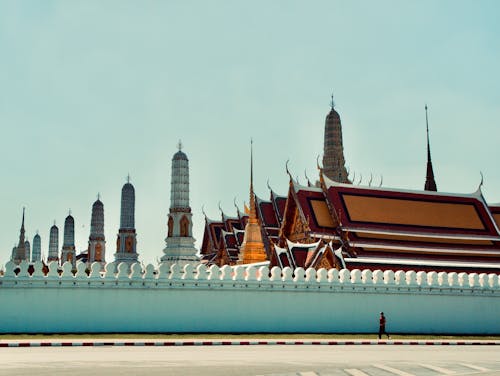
[344,369,370,376]
[459,363,490,372]
[420,363,456,374]
[373,363,415,376]
[298,372,319,376]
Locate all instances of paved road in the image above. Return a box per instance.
[0,345,499,376]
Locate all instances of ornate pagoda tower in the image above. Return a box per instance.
[322,96,350,183]
[161,142,199,267]
[13,208,27,264]
[24,240,31,262]
[115,178,139,267]
[47,222,59,262]
[61,212,76,267]
[238,141,268,265]
[32,232,42,262]
[88,196,106,268]
[424,105,437,191]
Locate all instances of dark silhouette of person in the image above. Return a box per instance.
[378,312,390,339]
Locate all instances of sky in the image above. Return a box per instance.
[1,0,499,265]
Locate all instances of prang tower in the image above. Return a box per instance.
[114,178,138,267]
[161,142,199,267]
[47,222,59,262]
[61,212,76,267]
[322,96,350,183]
[32,232,42,262]
[88,196,106,268]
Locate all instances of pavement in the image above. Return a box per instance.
[1,344,499,376]
[1,338,500,346]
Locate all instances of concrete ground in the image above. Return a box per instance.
[1,344,499,376]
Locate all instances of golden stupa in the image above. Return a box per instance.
[238,141,268,264]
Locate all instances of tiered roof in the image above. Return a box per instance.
[200,188,286,266]
[270,172,500,273]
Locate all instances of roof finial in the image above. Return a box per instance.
[285,159,292,180]
[178,140,183,151]
[21,207,25,229]
[330,93,335,109]
[69,209,72,216]
[127,173,131,183]
[97,192,101,201]
[357,173,363,185]
[304,170,311,187]
[233,197,239,213]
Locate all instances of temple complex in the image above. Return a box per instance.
[161,143,199,267]
[4,98,500,275]
[87,196,106,269]
[61,212,76,267]
[200,101,500,274]
[114,178,139,268]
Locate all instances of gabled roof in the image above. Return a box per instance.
[319,173,500,267]
[488,204,500,233]
[291,180,339,235]
[270,189,287,224]
[323,174,500,238]
[273,244,293,269]
[256,195,280,228]
[200,216,226,255]
[286,239,321,269]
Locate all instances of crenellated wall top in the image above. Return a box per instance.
[0,261,499,293]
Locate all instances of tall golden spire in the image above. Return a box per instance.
[238,140,268,264]
[249,139,256,221]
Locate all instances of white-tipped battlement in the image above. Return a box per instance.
[1,261,499,334]
[1,261,499,291]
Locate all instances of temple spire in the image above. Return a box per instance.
[322,95,349,183]
[249,139,256,221]
[424,105,437,192]
[12,207,28,264]
[21,207,25,232]
[238,140,267,264]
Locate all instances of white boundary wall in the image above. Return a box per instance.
[1,260,499,334]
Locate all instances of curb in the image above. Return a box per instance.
[1,340,500,347]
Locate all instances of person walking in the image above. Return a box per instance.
[378,312,390,339]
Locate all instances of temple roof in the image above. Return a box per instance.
[292,180,338,234]
[323,175,499,238]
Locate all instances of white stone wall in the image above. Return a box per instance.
[0,261,499,334]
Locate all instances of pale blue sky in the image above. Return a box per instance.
[1,0,499,265]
